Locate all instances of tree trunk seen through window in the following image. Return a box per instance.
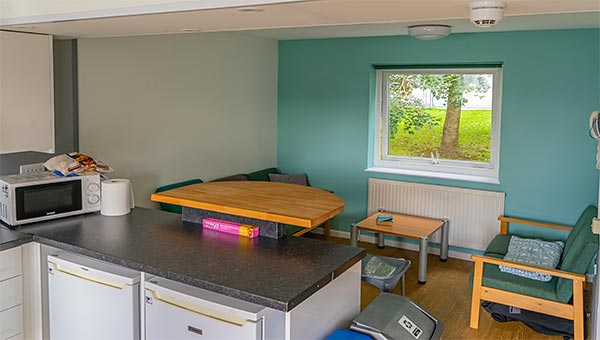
[440,75,462,158]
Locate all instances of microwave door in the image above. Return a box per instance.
[15,180,83,222]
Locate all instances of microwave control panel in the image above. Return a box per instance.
[83,175,102,211]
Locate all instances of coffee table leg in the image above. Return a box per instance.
[401,274,406,296]
[350,223,358,247]
[377,233,385,249]
[440,219,449,262]
[418,237,428,284]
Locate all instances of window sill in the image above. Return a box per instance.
[365,167,500,185]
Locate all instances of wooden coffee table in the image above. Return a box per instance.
[350,211,449,284]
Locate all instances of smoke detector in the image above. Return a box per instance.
[469,1,506,28]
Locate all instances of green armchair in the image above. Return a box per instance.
[470,206,598,340]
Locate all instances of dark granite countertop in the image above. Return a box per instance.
[17,207,365,311]
[0,226,31,252]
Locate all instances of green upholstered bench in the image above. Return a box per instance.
[470,206,598,340]
[247,167,280,181]
[154,179,203,214]
[154,168,281,214]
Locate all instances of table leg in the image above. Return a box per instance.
[440,219,449,262]
[401,274,406,296]
[324,220,331,238]
[377,233,385,249]
[418,237,428,284]
[350,223,358,247]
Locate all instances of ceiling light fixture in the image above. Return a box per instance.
[408,25,451,40]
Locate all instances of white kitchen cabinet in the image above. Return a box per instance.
[284,262,361,339]
[0,247,23,340]
[47,251,140,340]
[0,305,23,340]
[145,262,361,340]
[0,276,23,311]
[145,276,284,340]
[0,31,54,153]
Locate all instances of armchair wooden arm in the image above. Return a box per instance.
[471,254,585,282]
[498,216,572,235]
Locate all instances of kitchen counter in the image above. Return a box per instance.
[16,207,364,311]
[0,226,31,252]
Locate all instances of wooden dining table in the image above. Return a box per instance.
[151,181,345,237]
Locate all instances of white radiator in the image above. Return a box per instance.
[368,178,505,251]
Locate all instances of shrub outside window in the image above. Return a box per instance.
[372,66,502,183]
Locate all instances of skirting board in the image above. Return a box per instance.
[309,228,474,262]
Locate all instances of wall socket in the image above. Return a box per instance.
[592,218,600,235]
[20,163,46,174]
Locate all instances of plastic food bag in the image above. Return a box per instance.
[67,153,112,173]
[363,256,397,280]
[44,152,112,176]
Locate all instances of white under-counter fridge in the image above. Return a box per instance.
[47,251,140,340]
[144,276,284,339]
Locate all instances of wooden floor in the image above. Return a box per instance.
[305,234,587,340]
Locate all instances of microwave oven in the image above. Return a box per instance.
[0,172,101,226]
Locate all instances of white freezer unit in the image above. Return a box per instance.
[144,276,284,340]
[47,251,140,340]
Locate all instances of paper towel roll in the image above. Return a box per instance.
[101,179,133,216]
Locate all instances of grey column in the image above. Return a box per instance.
[377,233,385,248]
[440,219,449,262]
[182,207,285,239]
[350,223,358,247]
[418,236,428,284]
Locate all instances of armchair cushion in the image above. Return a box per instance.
[562,205,597,257]
[555,206,598,302]
[268,173,308,186]
[481,262,561,301]
[556,241,599,302]
[484,234,512,257]
[499,236,564,282]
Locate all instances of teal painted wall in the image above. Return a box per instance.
[278,29,600,246]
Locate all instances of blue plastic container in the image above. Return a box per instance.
[327,329,373,340]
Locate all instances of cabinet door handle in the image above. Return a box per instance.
[187,325,203,336]
[146,288,253,327]
[51,263,126,289]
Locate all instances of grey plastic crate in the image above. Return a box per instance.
[351,293,443,340]
[361,254,410,295]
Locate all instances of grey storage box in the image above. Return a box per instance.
[350,293,442,340]
[361,254,410,295]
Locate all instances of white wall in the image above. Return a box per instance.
[78,32,278,208]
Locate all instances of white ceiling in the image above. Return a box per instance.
[0,0,599,40]
[0,0,304,24]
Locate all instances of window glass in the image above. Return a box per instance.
[373,67,502,183]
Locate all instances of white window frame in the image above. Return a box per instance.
[369,67,503,184]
